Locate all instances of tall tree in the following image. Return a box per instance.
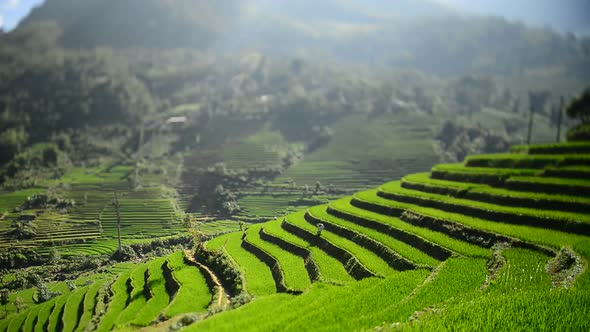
[113,192,122,254]
[566,88,590,124]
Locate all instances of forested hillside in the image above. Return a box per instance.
[22,0,590,77]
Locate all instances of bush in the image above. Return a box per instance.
[567,123,590,142]
[566,87,590,124]
[36,283,61,303]
[194,243,243,295]
[66,280,77,291]
[111,245,137,261]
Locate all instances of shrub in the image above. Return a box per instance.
[36,283,61,303]
[111,245,138,262]
[567,123,590,142]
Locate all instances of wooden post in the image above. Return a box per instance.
[556,96,564,143]
[113,192,122,254]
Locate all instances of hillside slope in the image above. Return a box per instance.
[185,141,590,331]
[1,143,589,330]
[19,0,590,77]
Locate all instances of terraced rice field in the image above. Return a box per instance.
[1,252,212,332]
[0,165,185,255]
[183,141,590,330]
[2,141,590,331]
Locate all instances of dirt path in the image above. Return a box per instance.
[184,250,230,307]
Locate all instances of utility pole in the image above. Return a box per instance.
[556,96,564,143]
[113,192,122,254]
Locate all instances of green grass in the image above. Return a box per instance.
[115,265,149,326]
[402,172,590,207]
[379,180,590,225]
[75,280,106,332]
[185,270,430,332]
[414,287,590,331]
[218,232,276,297]
[490,248,552,293]
[272,112,438,192]
[3,140,589,331]
[34,299,56,332]
[247,224,312,291]
[354,189,590,288]
[165,251,211,317]
[96,273,131,332]
[511,142,590,154]
[199,220,245,235]
[308,204,441,266]
[62,286,88,332]
[330,198,490,258]
[0,188,44,212]
[410,250,582,331]
[21,305,42,332]
[132,258,170,326]
[287,210,396,277]
[47,293,68,332]
[507,175,590,187]
[184,258,486,331]
[264,219,355,284]
[465,153,590,168]
[432,163,539,176]
[6,312,27,332]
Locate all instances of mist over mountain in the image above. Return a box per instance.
[442,0,590,36]
[15,0,590,78]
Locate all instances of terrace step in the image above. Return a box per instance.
[76,280,106,332]
[542,166,590,180]
[96,273,132,332]
[247,225,312,291]
[304,210,419,271]
[115,265,149,326]
[465,154,590,169]
[214,232,276,297]
[282,217,377,280]
[62,287,88,332]
[430,164,538,186]
[258,228,322,282]
[132,258,171,326]
[241,232,302,294]
[182,250,228,311]
[510,142,590,155]
[35,300,57,332]
[505,176,590,197]
[401,173,590,214]
[263,220,355,284]
[378,182,590,235]
[326,202,453,261]
[351,190,556,257]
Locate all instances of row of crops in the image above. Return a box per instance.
[0,251,213,332]
[3,141,589,330]
[0,165,185,256]
[185,141,590,331]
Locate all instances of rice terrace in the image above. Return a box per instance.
[1,0,590,331]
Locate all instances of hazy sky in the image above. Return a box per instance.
[440,0,590,34]
[0,0,589,34]
[0,0,43,31]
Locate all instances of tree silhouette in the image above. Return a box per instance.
[566,88,590,124]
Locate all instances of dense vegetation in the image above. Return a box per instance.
[3,142,588,331]
[1,0,589,330]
